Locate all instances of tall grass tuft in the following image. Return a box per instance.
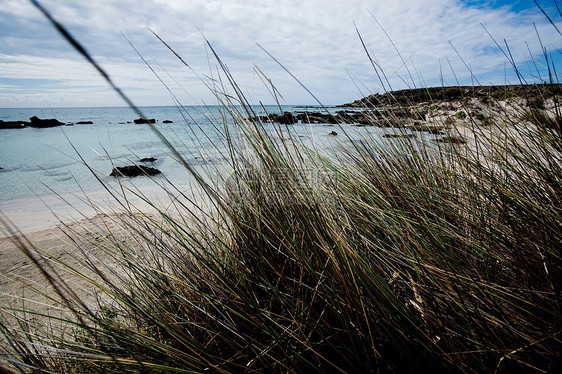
[1,3,562,373]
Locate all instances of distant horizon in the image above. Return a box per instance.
[0,103,323,110]
[1,80,559,110]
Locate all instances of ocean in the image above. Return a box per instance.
[0,105,390,232]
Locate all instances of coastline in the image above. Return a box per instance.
[1,84,556,236]
[0,180,208,238]
[0,193,102,237]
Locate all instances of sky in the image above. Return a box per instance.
[0,0,560,108]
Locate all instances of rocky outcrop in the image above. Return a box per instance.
[434,135,467,144]
[257,112,298,124]
[140,157,157,163]
[0,117,95,129]
[342,84,562,108]
[134,118,156,124]
[110,165,161,177]
[251,108,421,127]
[163,120,173,123]
[28,116,65,128]
[383,133,417,139]
[0,120,26,129]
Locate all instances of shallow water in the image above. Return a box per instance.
[0,105,397,233]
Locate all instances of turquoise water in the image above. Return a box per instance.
[1,106,220,202]
[1,105,382,203]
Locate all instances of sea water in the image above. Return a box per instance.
[0,105,390,232]
[1,106,232,200]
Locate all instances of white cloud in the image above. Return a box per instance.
[0,0,560,107]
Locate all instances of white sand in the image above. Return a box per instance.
[0,182,212,330]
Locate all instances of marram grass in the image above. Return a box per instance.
[2,4,562,373]
[2,81,561,373]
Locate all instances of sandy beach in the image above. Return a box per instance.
[0,193,141,315]
[0,213,133,334]
[0,181,211,326]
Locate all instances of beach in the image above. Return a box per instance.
[1,213,127,319]
[0,180,215,329]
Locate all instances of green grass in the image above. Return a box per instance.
[1,3,562,373]
[2,82,561,373]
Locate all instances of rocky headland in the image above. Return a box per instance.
[253,83,562,144]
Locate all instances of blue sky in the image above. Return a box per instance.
[0,0,560,108]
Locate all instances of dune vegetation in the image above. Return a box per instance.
[1,2,561,373]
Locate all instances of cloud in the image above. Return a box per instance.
[0,0,560,107]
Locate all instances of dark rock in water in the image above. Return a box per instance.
[76,121,93,124]
[28,116,64,128]
[277,112,298,125]
[296,112,324,123]
[134,118,156,124]
[110,165,162,177]
[302,112,338,124]
[162,120,173,123]
[140,157,157,163]
[382,133,417,139]
[408,124,444,134]
[434,135,466,144]
[257,112,298,125]
[329,131,338,136]
[0,120,27,129]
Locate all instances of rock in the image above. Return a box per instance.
[134,118,156,124]
[263,112,298,124]
[382,133,417,139]
[28,116,65,128]
[0,167,3,170]
[329,131,338,136]
[76,121,93,124]
[296,112,336,124]
[408,124,444,134]
[140,157,157,163]
[110,165,162,177]
[0,120,27,129]
[162,120,173,123]
[434,135,466,144]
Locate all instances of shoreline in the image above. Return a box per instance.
[0,212,143,330]
[0,179,207,238]
[0,184,211,322]
[1,86,556,236]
